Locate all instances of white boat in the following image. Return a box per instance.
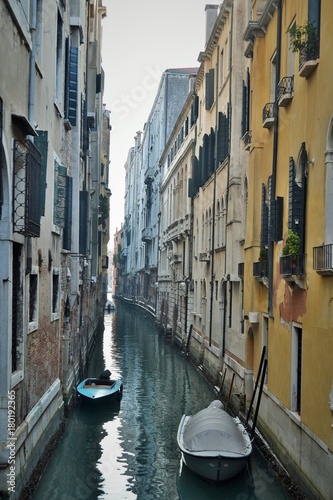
[177,400,252,483]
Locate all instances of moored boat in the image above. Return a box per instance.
[77,369,123,404]
[177,400,252,483]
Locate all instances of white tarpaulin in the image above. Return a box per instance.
[183,401,248,455]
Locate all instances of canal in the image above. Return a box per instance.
[32,302,292,499]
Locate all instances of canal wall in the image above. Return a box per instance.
[3,380,64,500]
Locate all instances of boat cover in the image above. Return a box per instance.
[183,402,248,455]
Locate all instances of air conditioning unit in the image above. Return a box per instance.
[199,252,210,262]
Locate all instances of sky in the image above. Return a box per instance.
[101,0,212,238]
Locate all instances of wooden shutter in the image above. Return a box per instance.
[261,183,268,247]
[79,190,88,254]
[205,69,214,110]
[69,47,78,126]
[0,97,3,219]
[34,130,48,216]
[63,176,72,250]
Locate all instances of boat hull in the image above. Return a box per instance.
[77,378,123,404]
[177,405,252,483]
[180,450,248,482]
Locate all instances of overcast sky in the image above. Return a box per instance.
[101,0,212,238]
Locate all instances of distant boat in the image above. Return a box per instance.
[77,370,123,404]
[177,400,252,483]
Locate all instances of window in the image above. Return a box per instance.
[205,69,215,110]
[35,0,44,65]
[55,9,64,108]
[219,49,224,88]
[52,268,60,320]
[291,325,302,414]
[29,266,39,333]
[12,243,24,373]
[13,140,42,237]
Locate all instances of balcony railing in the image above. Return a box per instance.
[253,260,268,284]
[298,39,320,78]
[277,76,294,107]
[262,103,274,129]
[313,244,333,275]
[13,139,42,237]
[280,254,306,282]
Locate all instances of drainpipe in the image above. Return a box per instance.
[208,45,220,347]
[221,3,234,357]
[268,0,282,317]
[26,0,37,276]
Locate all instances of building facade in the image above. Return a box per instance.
[119,69,198,312]
[243,1,333,498]
[114,1,333,498]
[0,0,110,496]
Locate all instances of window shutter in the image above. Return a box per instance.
[0,97,3,219]
[96,73,102,94]
[203,135,209,184]
[208,128,215,177]
[55,165,67,228]
[205,69,214,110]
[289,156,303,238]
[64,37,70,119]
[79,190,88,255]
[34,130,48,217]
[217,111,229,163]
[69,47,78,126]
[270,197,283,242]
[63,176,72,250]
[191,95,199,126]
[261,183,268,247]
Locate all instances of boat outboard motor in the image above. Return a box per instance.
[99,369,111,380]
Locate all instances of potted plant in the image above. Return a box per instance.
[259,246,268,261]
[287,21,319,58]
[282,229,301,256]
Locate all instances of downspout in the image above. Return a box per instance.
[27,0,37,276]
[208,45,220,347]
[222,3,234,357]
[185,93,197,342]
[268,0,282,317]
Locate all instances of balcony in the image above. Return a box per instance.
[298,42,320,78]
[253,260,268,286]
[280,254,306,286]
[199,252,210,262]
[13,140,42,237]
[262,103,274,129]
[313,244,333,276]
[277,76,294,107]
[142,227,152,242]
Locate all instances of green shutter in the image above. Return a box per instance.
[261,184,268,247]
[69,47,78,126]
[55,165,67,228]
[34,130,48,216]
[63,176,72,250]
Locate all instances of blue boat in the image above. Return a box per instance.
[77,370,123,404]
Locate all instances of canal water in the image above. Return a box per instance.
[32,302,291,499]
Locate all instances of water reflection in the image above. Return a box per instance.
[33,302,291,499]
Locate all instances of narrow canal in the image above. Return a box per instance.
[32,302,292,499]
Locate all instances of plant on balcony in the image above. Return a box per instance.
[259,246,268,262]
[287,21,318,57]
[282,229,301,256]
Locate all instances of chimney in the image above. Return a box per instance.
[205,4,219,47]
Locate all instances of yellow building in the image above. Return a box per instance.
[244,1,333,497]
